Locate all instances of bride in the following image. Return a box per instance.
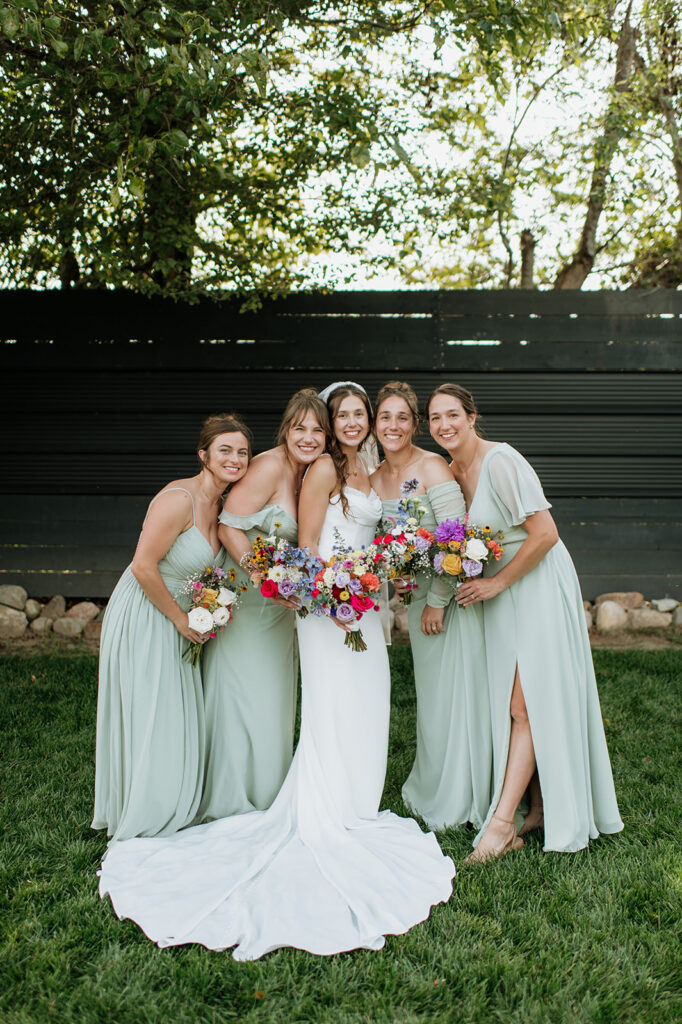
[97,381,455,960]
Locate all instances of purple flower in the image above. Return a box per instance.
[462,559,483,577]
[343,560,354,571]
[335,571,351,587]
[347,577,363,594]
[278,579,297,597]
[435,518,466,543]
[433,551,445,573]
[414,535,431,551]
[335,602,356,622]
[401,478,420,495]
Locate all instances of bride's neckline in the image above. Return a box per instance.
[341,484,380,501]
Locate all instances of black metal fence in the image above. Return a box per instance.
[1,288,680,599]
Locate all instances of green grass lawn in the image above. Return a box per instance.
[1,650,680,1024]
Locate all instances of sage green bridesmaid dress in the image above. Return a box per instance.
[383,481,492,830]
[197,505,298,821]
[469,444,623,852]
[92,488,211,842]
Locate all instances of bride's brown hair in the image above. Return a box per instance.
[325,385,374,517]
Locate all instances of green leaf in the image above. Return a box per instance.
[50,38,68,58]
[73,34,85,61]
[0,7,20,38]
[349,143,371,169]
[109,185,121,209]
[129,176,145,200]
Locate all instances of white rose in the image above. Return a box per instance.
[217,587,237,606]
[188,607,214,633]
[212,606,230,626]
[465,537,489,561]
[393,542,407,557]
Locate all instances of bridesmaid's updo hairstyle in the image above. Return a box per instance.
[197,413,253,470]
[374,380,420,438]
[426,383,481,435]
[326,384,374,518]
[277,388,330,449]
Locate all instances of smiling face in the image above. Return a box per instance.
[375,395,417,454]
[428,393,476,454]
[332,394,370,450]
[200,431,250,485]
[286,412,327,466]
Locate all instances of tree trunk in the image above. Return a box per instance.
[554,1,638,289]
[519,229,535,288]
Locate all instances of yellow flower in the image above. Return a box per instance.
[203,588,219,602]
[274,521,282,529]
[448,540,461,551]
[339,590,350,601]
[229,570,236,581]
[442,553,462,576]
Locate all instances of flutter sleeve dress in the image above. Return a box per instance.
[92,489,209,842]
[382,480,492,829]
[468,443,623,853]
[197,504,298,821]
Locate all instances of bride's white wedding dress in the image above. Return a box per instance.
[98,486,456,959]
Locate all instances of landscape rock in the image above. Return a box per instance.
[594,591,643,610]
[43,595,66,619]
[672,607,682,631]
[30,616,54,635]
[0,606,28,638]
[584,608,593,629]
[595,600,628,633]
[0,584,28,611]
[24,599,42,621]
[96,605,107,621]
[583,600,592,612]
[84,620,103,640]
[53,617,87,637]
[66,601,99,622]
[628,608,672,631]
[394,607,410,633]
[651,598,679,613]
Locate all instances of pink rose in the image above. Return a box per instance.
[350,593,375,613]
[260,579,279,599]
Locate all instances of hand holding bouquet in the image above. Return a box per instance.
[241,531,322,613]
[306,535,382,652]
[373,479,434,604]
[182,565,245,666]
[430,516,504,597]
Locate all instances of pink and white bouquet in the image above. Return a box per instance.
[306,535,382,652]
[429,516,504,594]
[182,565,245,666]
[373,479,435,604]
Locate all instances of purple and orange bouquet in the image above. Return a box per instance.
[428,516,504,594]
[306,535,382,652]
[181,565,246,666]
[373,479,435,604]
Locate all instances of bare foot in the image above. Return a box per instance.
[518,806,544,837]
[463,815,524,865]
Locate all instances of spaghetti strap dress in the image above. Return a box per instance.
[468,444,623,852]
[197,504,298,820]
[382,481,492,830]
[92,488,212,842]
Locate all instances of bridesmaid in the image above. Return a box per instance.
[92,415,252,842]
[370,381,492,830]
[427,383,623,857]
[198,388,329,821]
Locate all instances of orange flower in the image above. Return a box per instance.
[416,527,435,543]
[442,553,462,576]
[360,572,381,592]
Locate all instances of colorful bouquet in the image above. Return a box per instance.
[429,516,504,594]
[182,565,245,666]
[373,479,435,604]
[306,533,382,652]
[240,529,322,613]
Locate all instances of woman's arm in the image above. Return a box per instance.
[420,458,464,634]
[218,455,279,568]
[297,456,336,558]
[131,491,208,643]
[456,509,559,607]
